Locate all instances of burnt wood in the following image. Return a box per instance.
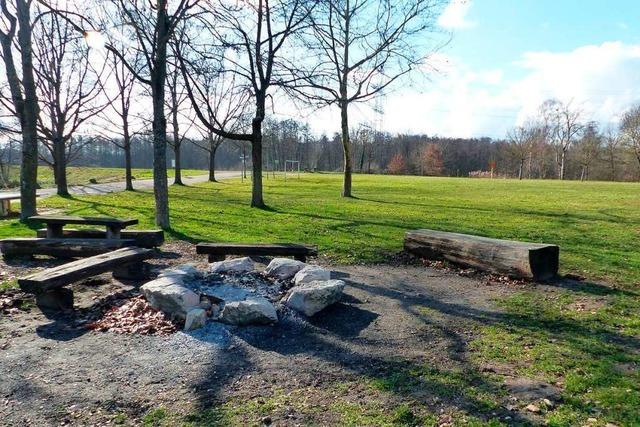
[196,243,317,263]
[36,229,164,248]
[0,238,137,258]
[404,229,559,281]
[18,247,154,294]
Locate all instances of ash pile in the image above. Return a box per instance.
[140,257,345,331]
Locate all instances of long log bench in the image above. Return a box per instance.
[35,228,164,248]
[196,242,318,263]
[0,238,136,258]
[19,247,154,310]
[404,229,559,280]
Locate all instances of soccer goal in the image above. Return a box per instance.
[284,160,301,181]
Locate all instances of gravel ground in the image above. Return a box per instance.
[1,243,541,426]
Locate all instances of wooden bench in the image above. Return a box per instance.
[18,247,154,310]
[35,228,164,248]
[196,243,318,263]
[0,193,19,217]
[0,238,137,258]
[29,215,138,239]
[404,229,559,281]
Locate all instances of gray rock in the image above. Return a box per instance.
[203,284,251,303]
[220,296,278,325]
[264,258,306,280]
[210,257,255,274]
[158,264,198,279]
[141,277,200,318]
[294,265,331,285]
[285,280,345,316]
[184,308,208,331]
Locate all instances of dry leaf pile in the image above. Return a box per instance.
[87,295,178,335]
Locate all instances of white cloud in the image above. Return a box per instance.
[438,0,475,30]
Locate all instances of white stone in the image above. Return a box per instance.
[141,277,200,318]
[264,258,306,280]
[184,308,208,331]
[294,265,331,285]
[158,264,198,279]
[210,257,255,274]
[220,296,278,325]
[285,280,345,316]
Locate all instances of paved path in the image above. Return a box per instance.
[0,171,240,200]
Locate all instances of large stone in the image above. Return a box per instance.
[204,284,251,303]
[184,308,208,331]
[285,280,345,316]
[294,265,331,285]
[210,257,255,274]
[159,264,198,279]
[264,258,306,280]
[141,277,200,318]
[220,296,278,325]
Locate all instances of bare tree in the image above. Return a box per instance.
[291,0,444,197]
[32,6,107,196]
[178,0,313,208]
[506,123,539,180]
[540,99,584,180]
[575,121,600,181]
[603,126,621,181]
[0,0,39,219]
[620,104,640,180]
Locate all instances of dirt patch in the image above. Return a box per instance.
[0,244,557,426]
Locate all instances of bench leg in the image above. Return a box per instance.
[46,224,64,238]
[113,262,150,281]
[294,255,306,262]
[106,225,122,240]
[35,288,74,311]
[0,200,9,217]
[208,254,225,263]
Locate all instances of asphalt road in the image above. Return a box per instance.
[0,170,240,200]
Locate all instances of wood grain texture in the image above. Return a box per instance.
[0,238,137,258]
[404,229,559,280]
[18,247,154,293]
[36,229,164,248]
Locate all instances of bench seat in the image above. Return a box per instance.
[35,228,164,248]
[19,247,154,310]
[0,238,137,258]
[196,242,318,262]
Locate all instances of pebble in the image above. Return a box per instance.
[526,404,540,413]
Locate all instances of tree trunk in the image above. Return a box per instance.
[173,142,182,185]
[123,122,133,191]
[559,150,566,180]
[209,142,217,182]
[53,136,68,196]
[150,1,170,229]
[17,0,38,219]
[251,95,265,208]
[518,158,524,180]
[340,101,352,197]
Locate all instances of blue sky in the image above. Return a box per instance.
[305,0,640,138]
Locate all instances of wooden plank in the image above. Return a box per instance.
[0,193,20,201]
[29,215,138,227]
[18,247,154,293]
[36,229,164,248]
[0,238,137,258]
[196,243,317,257]
[404,229,559,280]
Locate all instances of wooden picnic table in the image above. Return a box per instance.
[29,215,138,240]
[0,193,21,217]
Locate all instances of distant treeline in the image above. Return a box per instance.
[1,116,638,182]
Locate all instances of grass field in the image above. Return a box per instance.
[2,172,637,286]
[1,166,207,189]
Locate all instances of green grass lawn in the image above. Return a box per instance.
[2,166,207,189]
[1,173,638,286]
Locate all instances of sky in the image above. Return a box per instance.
[294,0,640,139]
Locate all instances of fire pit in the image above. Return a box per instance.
[140,257,345,331]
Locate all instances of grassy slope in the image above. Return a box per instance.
[1,173,638,285]
[2,166,207,189]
